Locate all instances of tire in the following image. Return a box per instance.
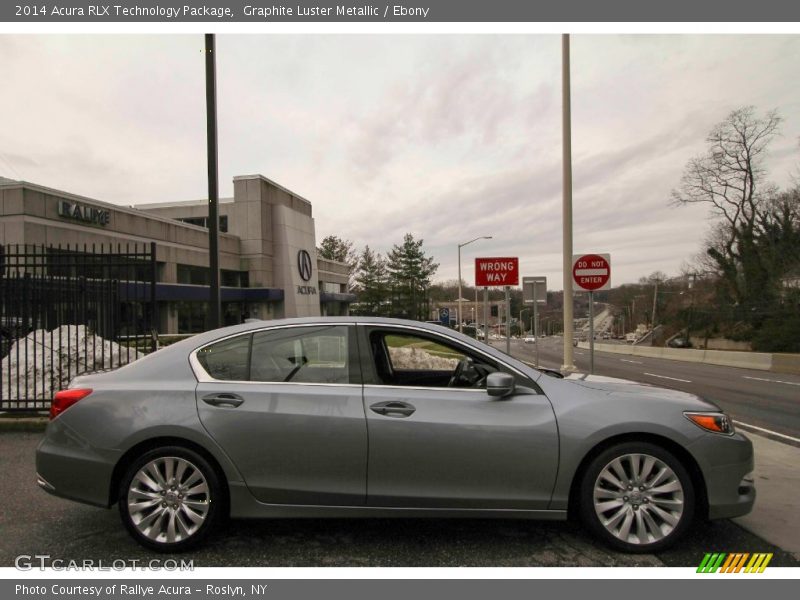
[578,441,695,553]
[118,446,222,552]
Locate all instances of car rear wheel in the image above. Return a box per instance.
[579,441,695,553]
[119,446,221,552]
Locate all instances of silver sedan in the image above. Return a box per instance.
[36,317,755,553]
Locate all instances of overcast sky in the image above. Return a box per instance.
[1,34,798,289]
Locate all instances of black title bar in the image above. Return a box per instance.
[4,0,800,22]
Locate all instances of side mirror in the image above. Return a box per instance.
[486,372,515,397]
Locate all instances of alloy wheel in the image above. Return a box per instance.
[592,453,685,546]
[126,456,211,544]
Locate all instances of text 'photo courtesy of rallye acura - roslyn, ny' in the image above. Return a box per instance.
[36,317,755,553]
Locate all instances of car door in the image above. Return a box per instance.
[360,325,559,510]
[194,324,367,505]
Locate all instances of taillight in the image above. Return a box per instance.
[50,388,93,420]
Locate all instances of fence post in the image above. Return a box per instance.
[150,241,158,352]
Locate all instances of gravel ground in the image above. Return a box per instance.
[2,431,797,568]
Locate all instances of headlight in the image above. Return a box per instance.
[684,411,735,435]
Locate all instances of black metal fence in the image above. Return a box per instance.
[0,243,157,412]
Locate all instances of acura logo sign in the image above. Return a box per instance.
[297,250,313,282]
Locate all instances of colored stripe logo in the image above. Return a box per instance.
[697,553,773,573]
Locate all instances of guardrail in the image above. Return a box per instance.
[576,342,800,375]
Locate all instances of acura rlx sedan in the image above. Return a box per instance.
[36,317,755,553]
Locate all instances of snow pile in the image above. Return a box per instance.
[1,325,143,409]
[388,346,460,370]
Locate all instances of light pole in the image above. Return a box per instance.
[458,236,492,333]
[561,33,575,372]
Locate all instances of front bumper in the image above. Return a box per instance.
[690,431,756,520]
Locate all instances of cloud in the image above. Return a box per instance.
[1,34,798,290]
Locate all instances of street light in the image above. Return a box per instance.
[458,236,492,333]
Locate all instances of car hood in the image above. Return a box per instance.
[562,373,721,411]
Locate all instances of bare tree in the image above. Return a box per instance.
[672,107,782,304]
[672,107,781,257]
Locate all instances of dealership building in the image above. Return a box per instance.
[0,174,355,334]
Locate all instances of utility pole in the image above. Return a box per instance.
[651,277,659,328]
[561,33,575,372]
[205,33,221,330]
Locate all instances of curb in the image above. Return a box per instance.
[0,416,48,433]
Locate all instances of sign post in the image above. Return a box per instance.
[523,276,547,367]
[475,257,519,355]
[505,286,511,354]
[572,254,611,374]
[483,287,488,344]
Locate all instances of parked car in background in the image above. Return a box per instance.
[37,317,754,554]
[523,335,536,344]
[668,337,693,348]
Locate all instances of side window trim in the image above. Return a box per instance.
[190,324,360,386]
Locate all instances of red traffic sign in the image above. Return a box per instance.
[572,253,611,292]
[475,257,519,287]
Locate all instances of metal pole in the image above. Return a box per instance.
[457,245,462,333]
[651,278,659,329]
[561,33,575,372]
[474,287,478,327]
[483,287,488,343]
[205,33,221,330]
[505,285,510,355]
[589,291,595,374]
[534,299,540,368]
[686,273,697,345]
[149,241,158,352]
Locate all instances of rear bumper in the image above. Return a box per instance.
[35,420,119,508]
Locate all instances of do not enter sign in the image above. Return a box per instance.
[572,253,611,292]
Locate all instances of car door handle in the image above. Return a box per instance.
[370,401,416,418]
[202,393,245,408]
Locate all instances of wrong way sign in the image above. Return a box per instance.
[572,253,611,292]
[475,257,519,286]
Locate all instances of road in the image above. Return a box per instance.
[495,337,800,441]
[1,432,797,567]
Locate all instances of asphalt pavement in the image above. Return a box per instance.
[499,337,800,441]
[1,432,798,568]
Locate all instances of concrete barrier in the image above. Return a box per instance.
[771,354,800,376]
[578,342,776,372]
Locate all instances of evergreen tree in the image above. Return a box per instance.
[352,246,389,315]
[385,233,439,320]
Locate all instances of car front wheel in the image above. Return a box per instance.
[579,441,695,553]
[119,446,221,552]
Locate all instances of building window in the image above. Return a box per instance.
[221,270,249,288]
[321,281,345,294]
[177,264,209,285]
[176,301,208,333]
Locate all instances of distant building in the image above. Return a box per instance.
[0,174,355,333]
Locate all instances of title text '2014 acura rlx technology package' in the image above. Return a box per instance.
[36,318,755,553]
